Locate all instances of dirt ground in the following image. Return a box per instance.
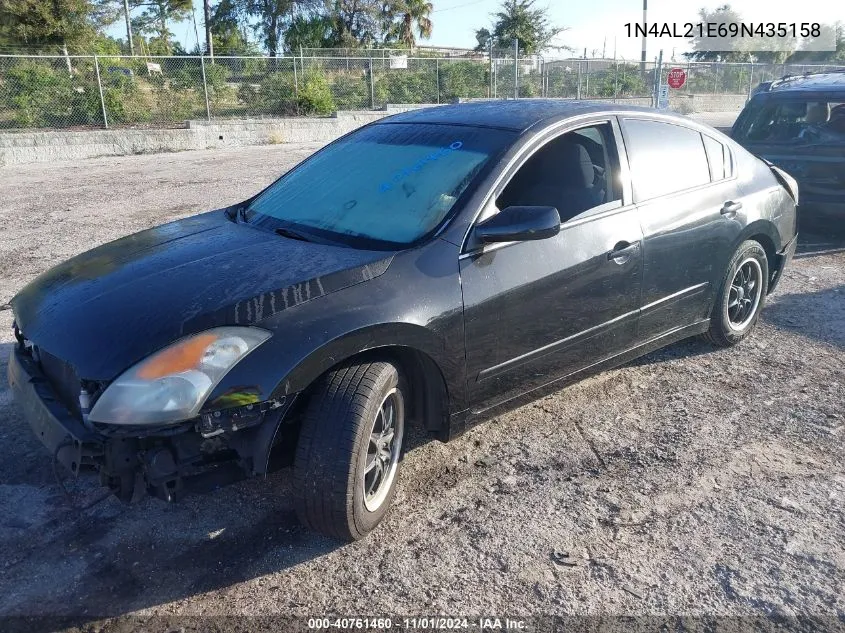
[0,132,843,631]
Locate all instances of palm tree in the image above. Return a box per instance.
[394,0,432,51]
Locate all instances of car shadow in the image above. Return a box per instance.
[762,284,845,350]
[0,340,448,627]
[0,340,342,624]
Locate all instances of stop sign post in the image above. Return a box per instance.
[667,67,687,89]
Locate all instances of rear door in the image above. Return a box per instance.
[460,118,643,413]
[620,117,745,340]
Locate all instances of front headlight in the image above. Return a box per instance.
[89,327,271,426]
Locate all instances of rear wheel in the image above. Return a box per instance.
[705,240,769,347]
[293,361,406,541]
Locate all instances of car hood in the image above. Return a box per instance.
[11,209,393,380]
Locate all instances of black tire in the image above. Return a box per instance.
[293,361,406,541]
[704,239,769,347]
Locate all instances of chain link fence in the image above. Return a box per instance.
[1,53,844,131]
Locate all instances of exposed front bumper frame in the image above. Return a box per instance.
[8,344,296,502]
[8,346,104,476]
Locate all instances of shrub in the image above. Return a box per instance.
[99,71,151,125]
[255,71,297,115]
[3,61,103,128]
[147,73,201,121]
[377,68,434,105]
[297,68,335,115]
[330,70,371,110]
[440,61,488,101]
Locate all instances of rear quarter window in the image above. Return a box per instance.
[702,135,732,181]
[622,119,711,201]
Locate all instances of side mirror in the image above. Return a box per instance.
[475,206,561,244]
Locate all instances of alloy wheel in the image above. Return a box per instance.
[362,387,404,512]
[726,258,763,331]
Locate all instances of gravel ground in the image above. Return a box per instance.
[0,129,843,630]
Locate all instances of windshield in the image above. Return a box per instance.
[734,97,845,145]
[243,123,515,249]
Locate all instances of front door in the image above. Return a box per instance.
[460,120,643,413]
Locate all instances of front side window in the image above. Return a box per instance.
[733,97,845,145]
[623,119,711,201]
[244,123,515,249]
[496,123,622,223]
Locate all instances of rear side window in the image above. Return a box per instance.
[623,119,711,201]
[702,135,731,181]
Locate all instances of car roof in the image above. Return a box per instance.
[764,71,845,95]
[376,99,676,132]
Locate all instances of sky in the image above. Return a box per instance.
[107,0,840,60]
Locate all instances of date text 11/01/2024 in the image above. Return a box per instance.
[623,22,821,39]
[307,618,528,630]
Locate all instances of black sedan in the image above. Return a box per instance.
[8,100,798,540]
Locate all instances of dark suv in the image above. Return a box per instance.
[732,70,845,229]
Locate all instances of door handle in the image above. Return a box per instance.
[607,241,639,263]
[721,201,743,216]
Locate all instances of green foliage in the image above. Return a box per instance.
[490,0,565,55]
[285,14,336,52]
[100,72,150,124]
[388,0,433,50]
[129,0,193,54]
[439,61,487,100]
[0,0,99,53]
[297,68,335,114]
[376,67,435,104]
[330,70,371,109]
[253,71,297,115]
[2,60,103,127]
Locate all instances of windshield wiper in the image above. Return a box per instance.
[274,227,316,242]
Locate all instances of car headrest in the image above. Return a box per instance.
[555,142,595,189]
[805,102,830,124]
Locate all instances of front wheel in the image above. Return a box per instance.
[293,361,406,541]
[705,239,769,347]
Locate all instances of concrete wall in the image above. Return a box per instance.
[0,98,745,168]
[0,110,395,167]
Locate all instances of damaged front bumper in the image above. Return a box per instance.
[8,344,297,502]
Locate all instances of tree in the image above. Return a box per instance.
[0,0,100,52]
[130,0,192,54]
[473,26,492,52]
[328,0,385,48]
[787,22,845,64]
[203,0,213,56]
[681,4,797,63]
[209,0,259,54]
[244,0,291,56]
[389,0,432,51]
[285,13,335,51]
[488,0,564,55]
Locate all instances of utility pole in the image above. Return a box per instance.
[203,0,214,60]
[640,0,647,76]
[123,0,134,55]
[513,38,518,99]
[653,48,663,108]
[489,37,493,98]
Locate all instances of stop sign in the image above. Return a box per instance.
[667,67,686,89]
